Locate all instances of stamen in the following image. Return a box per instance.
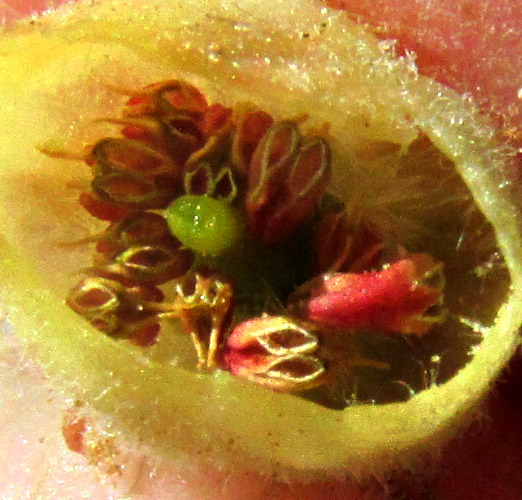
[91,171,175,209]
[223,316,326,392]
[289,254,445,336]
[100,244,194,285]
[90,138,179,177]
[245,123,331,245]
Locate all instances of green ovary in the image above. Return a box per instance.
[165,195,244,255]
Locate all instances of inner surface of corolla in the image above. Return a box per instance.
[1,0,521,479]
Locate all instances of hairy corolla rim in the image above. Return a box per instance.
[0,0,521,480]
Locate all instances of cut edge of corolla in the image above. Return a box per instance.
[0,0,521,481]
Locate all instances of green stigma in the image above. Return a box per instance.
[165,195,244,255]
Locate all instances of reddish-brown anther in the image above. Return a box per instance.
[99,244,195,285]
[66,275,166,340]
[155,80,208,115]
[66,276,134,334]
[289,253,445,336]
[313,211,353,272]
[246,123,331,245]
[79,191,135,222]
[231,108,274,174]
[200,103,233,138]
[226,315,319,353]
[313,210,387,273]
[183,107,234,168]
[222,315,326,392]
[95,212,177,259]
[90,137,179,177]
[102,115,204,165]
[247,121,301,206]
[91,171,175,209]
[123,79,208,118]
